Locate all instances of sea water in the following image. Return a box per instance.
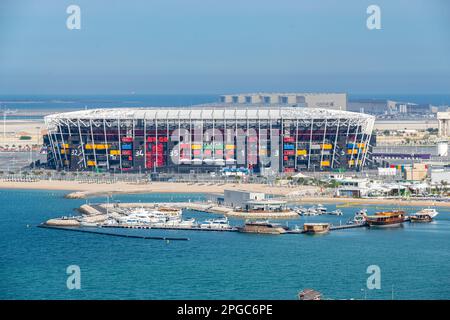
[1,189,449,300]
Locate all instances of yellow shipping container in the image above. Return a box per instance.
[348,160,362,165]
[357,143,365,148]
[225,144,235,150]
[87,160,96,166]
[297,149,307,156]
[191,144,202,150]
[60,149,66,154]
[259,150,267,156]
[110,150,120,155]
[95,144,109,150]
[347,149,358,155]
[321,160,330,167]
[321,144,333,150]
[86,144,110,150]
[61,143,69,149]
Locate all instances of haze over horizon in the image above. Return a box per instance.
[0,0,449,95]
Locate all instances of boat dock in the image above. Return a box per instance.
[285,222,367,234]
[38,224,190,241]
[101,224,238,232]
[329,223,368,231]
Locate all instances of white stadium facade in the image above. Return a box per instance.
[43,104,375,174]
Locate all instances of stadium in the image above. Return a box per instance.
[43,106,375,174]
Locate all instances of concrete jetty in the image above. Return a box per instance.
[38,224,190,241]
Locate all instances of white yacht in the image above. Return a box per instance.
[156,217,197,228]
[295,207,307,216]
[329,209,343,216]
[119,207,180,225]
[304,207,320,216]
[316,204,327,214]
[347,210,367,225]
[413,208,439,219]
[200,217,231,229]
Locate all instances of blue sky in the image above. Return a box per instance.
[0,0,449,94]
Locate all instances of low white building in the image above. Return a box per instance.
[220,93,347,110]
[223,190,265,208]
[431,169,450,185]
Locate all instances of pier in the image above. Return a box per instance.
[329,223,368,231]
[38,224,190,241]
[101,224,238,232]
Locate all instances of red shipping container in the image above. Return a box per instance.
[283,137,295,143]
[122,150,132,156]
[284,156,288,161]
[122,137,133,143]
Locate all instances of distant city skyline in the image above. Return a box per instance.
[0,0,449,94]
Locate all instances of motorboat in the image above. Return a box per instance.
[316,204,327,214]
[413,208,439,219]
[347,210,367,225]
[304,207,319,216]
[119,207,181,225]
[410,214,433,223]
[103,218,119,226]
[329,209,343,216]
[200,217,231,229]
[410,208,438,222]
[153,217,198,228]
[356,209,367,215]
[295,207,307,216]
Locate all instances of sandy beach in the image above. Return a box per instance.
[0,180,315,197]
[0,120,45,147]
[1,180,449,207]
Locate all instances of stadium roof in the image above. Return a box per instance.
[45,106,374,122]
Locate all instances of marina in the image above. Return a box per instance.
[41,195,442,236]
[2,189,449,300]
